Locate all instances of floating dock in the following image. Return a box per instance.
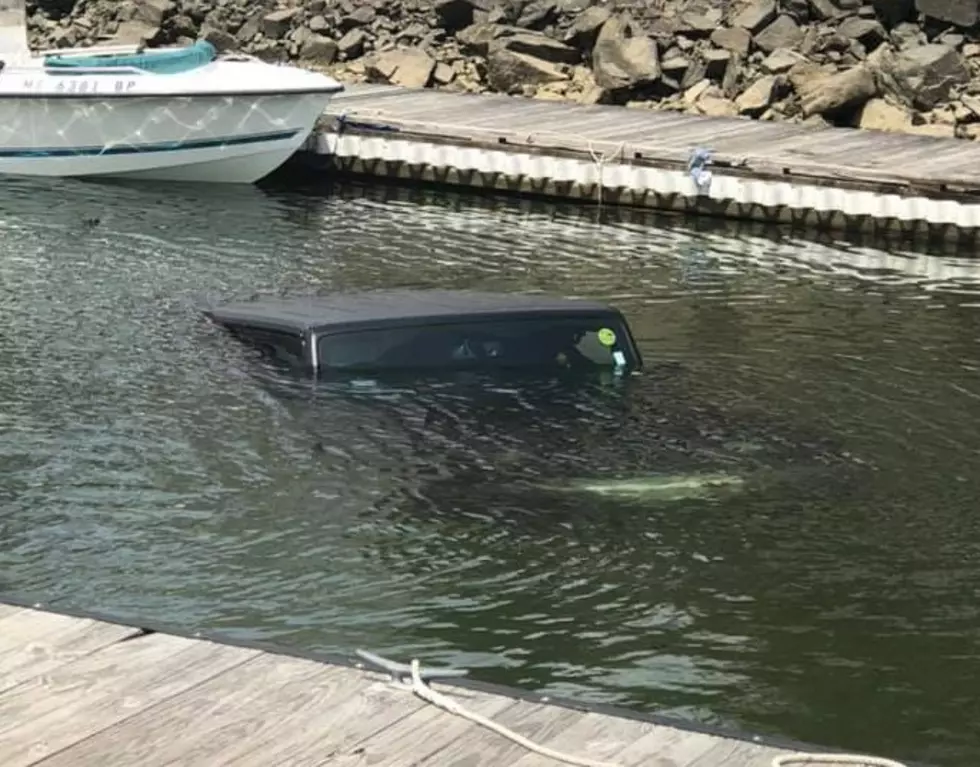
[300,84,980,246]
[0,600,913,766]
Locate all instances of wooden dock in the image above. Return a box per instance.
[0,601,914,767]
[299,84,980,246]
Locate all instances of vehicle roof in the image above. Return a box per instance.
[204,289,624,335]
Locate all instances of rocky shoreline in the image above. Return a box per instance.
[25,0,980,140]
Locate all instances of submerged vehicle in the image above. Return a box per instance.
[204,289,858,510]
[203,289,644,376]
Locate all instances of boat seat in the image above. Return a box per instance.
[44,40,218,75]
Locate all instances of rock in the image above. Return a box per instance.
[337,28,368,60]
[591,15,661,92]
[737,75,780,115]
[112,20,159,45]
[563,6,610,51]
[339,7,377,32]
[262,9,300,40]
[300,34,339,66]
[486,47,568,92]
[838,17,887,50]
[457,23,518,56]
[676,12,718,38]
[130,0,174,27]
[808,0,846,20]
[517,0,559,29]
[368,48,436,88]
[697,94,740,117]
[795,62,879,116]
[874,43,970,110]
[711,26,752,56]
[763,48,807,72]
[200,25,237,52]
[754,15,805,54]
[309,15,329,33]
[857,97,913,130]
[491,31,579,65]
[433,62,455,85]
[914,0,979,27]
[731,0,778,33]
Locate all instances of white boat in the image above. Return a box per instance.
[0,0,344,183]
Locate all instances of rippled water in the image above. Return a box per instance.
[2,175,980,765]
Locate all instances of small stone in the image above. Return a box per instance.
[762,48,806,73]
[731,0,777,33]
[261,8,300,40]
[697,95,739,117]
[309,15,329,33]
[838,17,887,50]
[433,62,455,85]
[858,97,912,130]
[300,34,338,65]
[710,26,751,56]
[736,75,779,115]
[337,28,367,59]
[754,15,804,54]
[676,12,717,38]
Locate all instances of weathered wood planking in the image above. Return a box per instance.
[324,84,980,189]
[0,604,902,767]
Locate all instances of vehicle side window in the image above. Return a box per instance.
[227,326,306,368]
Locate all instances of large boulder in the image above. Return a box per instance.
[491,31,580,65]
[486,47,569,92]
[791,61,879,117]
[873,43,971,110]
[591,14,661,92]
[367,49,436,89]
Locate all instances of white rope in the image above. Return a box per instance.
[401,659,908,767]
[408,658,620,767]
[772,755,908,766]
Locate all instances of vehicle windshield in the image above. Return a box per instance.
[316,316,638,373]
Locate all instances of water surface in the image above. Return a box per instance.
[2,176,980,766]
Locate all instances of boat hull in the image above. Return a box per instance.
[0,91,332,183]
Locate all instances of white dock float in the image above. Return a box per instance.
[299,84,980,245]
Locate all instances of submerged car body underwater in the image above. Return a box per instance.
[545,472,748,503]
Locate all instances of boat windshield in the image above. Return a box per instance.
[316,315,639,373]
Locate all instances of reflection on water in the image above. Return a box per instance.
[2,175,980,765]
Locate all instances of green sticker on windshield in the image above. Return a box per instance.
[597,327,617,347]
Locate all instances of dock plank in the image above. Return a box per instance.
[417,697,586,765]
[506,710,664,766]
[323,683,523,766]
[0,632,257,767]
[687,737,790,766]
[34,655,423,767]
[0,608,141,696]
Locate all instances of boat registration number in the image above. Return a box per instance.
[22,78,138,95]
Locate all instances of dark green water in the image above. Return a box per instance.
[2,176,980,766]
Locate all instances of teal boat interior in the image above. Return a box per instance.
[44,40,218,75]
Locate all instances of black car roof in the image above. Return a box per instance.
[204,290,624,335]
